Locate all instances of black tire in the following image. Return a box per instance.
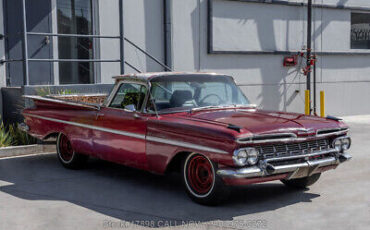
[57,133,88,169]
[182,153,229,205]
[281,173,321,189]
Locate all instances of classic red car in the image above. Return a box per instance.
[22,72,352,205]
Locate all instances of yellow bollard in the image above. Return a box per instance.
[305,90,310,115]
[320,91,325,117]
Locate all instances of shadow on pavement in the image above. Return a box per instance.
[0,154,320,228]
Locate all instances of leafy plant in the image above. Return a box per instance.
[57,89,77,95]
[35,87,77,96]
[8,123,37,146]
[0,120,12,147]
[35,87,52,97]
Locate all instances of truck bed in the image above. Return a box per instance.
[25,94,108,111]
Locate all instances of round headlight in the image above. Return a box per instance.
[247,148,259,165]
[233,149,248,166]
[341,138,351,150]
[233,148,259,166]
[333,139,342,152]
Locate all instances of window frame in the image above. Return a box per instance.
[106,81,150,113]
[53,0,101,85]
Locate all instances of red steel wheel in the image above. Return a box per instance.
[186,155,214,195]
[183,153,229,205]
[57,133,88,169]
[58,134,74,163]
[184,153,216,198]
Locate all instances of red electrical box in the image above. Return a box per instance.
[283,56,297,67]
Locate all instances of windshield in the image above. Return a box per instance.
[147,75,250,114]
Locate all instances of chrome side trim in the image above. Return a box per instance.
[146,136,228,154]
[24,113,228,154]
[24,113,146,140]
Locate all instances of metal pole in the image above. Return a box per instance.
[313,54,317,114]
[27,32,120,39]
[306,0,312,114]
[119,0,125,75]
[21,0,29,85]
[125,38,172,71]
[163,0,172,71]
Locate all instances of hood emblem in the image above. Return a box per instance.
[297,128,316,136]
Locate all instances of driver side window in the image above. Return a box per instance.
[109,83,147,111]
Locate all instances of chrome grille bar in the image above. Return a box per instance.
[258,138,331,160]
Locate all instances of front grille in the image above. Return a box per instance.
[257,138,331,160]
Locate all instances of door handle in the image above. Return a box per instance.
[96,113,105,119]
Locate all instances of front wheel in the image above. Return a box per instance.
[182,153,229,205]
[281,173,321,189]
[57,133,88,169]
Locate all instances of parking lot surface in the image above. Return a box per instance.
[1,118,369,230]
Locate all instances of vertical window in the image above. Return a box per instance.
[351,13,370,49]
[110,83,147,111]
[57,0,94,84]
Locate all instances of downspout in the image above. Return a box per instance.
[163,0,172,71]
[306,0,312,114]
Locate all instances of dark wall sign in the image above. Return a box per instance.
[351,13,370,49]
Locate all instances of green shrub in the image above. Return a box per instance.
[0,119,37,147]
[8,123,37,146]
[35,87,52,97]
[57,89,76,95]
[36,87,77,96]
[0,121,12,147]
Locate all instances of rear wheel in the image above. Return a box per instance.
[281,173,321,189]
[182,153,229,205]
[57,133,88,169]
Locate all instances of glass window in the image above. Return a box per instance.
[351,13,370,49]
[57,0,95,84]
[110,83,147,111]
[148,75,250,114]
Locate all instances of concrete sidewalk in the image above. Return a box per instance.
[0,119,369,230]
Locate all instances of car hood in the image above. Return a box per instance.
[184,109,344,135]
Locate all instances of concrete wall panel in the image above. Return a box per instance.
[123,0,164,73]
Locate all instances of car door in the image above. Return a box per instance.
[92,82,148,170]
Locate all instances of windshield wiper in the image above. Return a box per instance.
[190,105,222,113]
[190,104,257,113]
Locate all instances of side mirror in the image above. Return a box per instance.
[124,104,136,112]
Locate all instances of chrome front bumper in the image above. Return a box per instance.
[217,150,352,179]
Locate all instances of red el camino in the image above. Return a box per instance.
[22,72,352,205]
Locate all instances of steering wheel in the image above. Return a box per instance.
[199,94,224,105]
